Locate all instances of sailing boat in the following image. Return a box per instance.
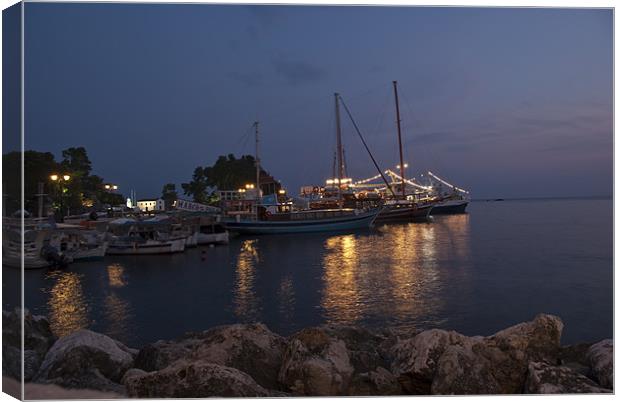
[426,171,470,214]
[223,119,382,235]
[374,81,433,224]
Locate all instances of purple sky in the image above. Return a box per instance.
[17,4,613,199]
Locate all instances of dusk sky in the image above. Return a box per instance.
[20,4,612,199]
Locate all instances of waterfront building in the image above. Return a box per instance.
[136,198,165,212]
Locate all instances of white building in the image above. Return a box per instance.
[137,198,165,212]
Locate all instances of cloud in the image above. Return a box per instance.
[272,58,327,86]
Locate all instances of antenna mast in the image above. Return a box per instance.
[334,93,344,204]
[254,121,260,199]
[393,81,406,200]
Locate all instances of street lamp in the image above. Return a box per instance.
[49,174,71,221]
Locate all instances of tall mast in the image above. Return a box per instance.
[254,121,260,199]
[334,93,344,203]
[393,81,406,200]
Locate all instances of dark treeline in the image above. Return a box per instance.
[181,154,280,204]
[2,147,124,217]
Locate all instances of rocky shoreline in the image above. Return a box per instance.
[2,309,613,398]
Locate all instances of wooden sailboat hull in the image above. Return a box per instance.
[224,209,380,235]
[375,204,433,223]
[430,200,469,215]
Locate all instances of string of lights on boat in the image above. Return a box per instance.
[326,169,469,194]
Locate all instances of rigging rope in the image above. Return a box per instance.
[427,171,469,194]
[338,95,396,197]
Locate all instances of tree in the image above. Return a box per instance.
[2,146,124,217]
[203,154,257,191]
[181,167,209,204]
[3,151,60,215]
[60,147,92,176]
[161,183,178,210]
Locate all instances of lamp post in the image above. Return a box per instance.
[50,174,70,222]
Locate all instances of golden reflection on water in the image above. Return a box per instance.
[107,263,128,288]
[322,235,362,324]
[321,216,471,326]
[103,292,133,340]
[104,263,133,340]
[46,271,90,337]
[233,239,261,321]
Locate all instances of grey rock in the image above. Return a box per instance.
[349,367,403,395]
[390,329,471,394]
[488,313,564,363]
[430,314,564,395]
[35,329,133,393]
[278,327,355,395]
[124,360,270,398]
[134,337,201,372]
[586,339,613,389]
[525,361,611,393]
[191,323,286,390]
[2,309,56,381]
[120,368,147,386]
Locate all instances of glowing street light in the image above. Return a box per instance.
[49,173,71,222]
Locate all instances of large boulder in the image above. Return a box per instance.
[556,342,593,377]
[2,309,56,381]
[431,337,521,394]
[488,314,563,363]
[190,323,286,390]
[34,329,134,393]
[124,360,270,397]
[430,314,564,395]
[390,329,471,394]
[525,361,611,393]
[586,339,613,389]
[135,323,286,390]
[134,337,201,372]
[278,327,355,395]
[389,314,564,395]
[348,367,402,395]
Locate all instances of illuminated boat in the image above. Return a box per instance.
[223,207,381,235]
[425,171,470,215]
[374,199,433,223]
[431,195,469,214]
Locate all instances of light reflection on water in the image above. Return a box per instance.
[103,263,133,340]
[233,239,261,321]
[10,200,612,346]
[320,215,471,327]
[46,271,90,337]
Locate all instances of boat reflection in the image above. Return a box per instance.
[321,216,471,327]
[46,271,90,337]
[233,239,261,321]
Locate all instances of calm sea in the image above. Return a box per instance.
[3,198,613,348]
